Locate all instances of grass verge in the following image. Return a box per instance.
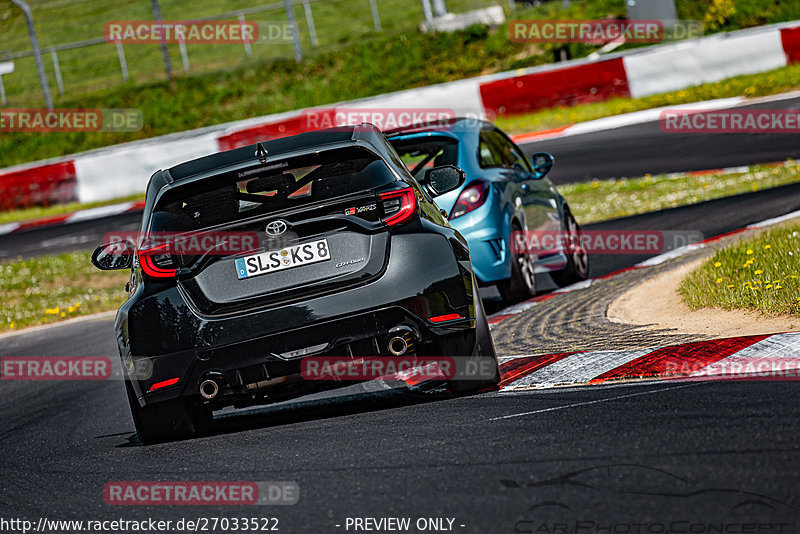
[0,251,129,332]
[0,194,145,226]
[679,222,800,317]
[560,160,800,225]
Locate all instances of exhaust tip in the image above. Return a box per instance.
[388,336,408,356]
[199,379,219,400]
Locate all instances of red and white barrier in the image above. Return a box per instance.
[496,332,800,391]
[1,21,798,212]
[0,161,78,211]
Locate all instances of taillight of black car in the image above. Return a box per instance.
[138,242,180,278]
[379,187,416,226]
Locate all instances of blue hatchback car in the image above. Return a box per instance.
[387,118,589,302]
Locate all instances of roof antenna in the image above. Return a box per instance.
[255,142,268,163]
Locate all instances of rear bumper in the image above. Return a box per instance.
[117,231,475,406]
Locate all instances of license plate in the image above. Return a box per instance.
[235,239,331,279]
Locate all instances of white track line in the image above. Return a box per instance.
[488,383,700,421]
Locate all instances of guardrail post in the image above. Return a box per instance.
[238,14,253,58]
[420,0,434,29]
[0,76,6,106]
[11,0,53,109]
[283,0,303,62]
[303,0,319,47]
[178,39,190,71]
[115,41,130,82]
[369,0,382,32]
[50,48,64,96]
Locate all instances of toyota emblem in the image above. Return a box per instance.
[265,220,288,237]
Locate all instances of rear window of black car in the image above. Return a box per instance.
[150,146,395,231]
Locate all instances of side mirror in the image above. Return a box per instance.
[91,241,134,270]
[424,165,466,196]
[531,152,554,179]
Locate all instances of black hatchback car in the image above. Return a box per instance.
[92,124,500,443]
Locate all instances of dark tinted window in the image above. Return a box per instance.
[150,146,394,231]
[478,130,530,172]
[390,136,460,180]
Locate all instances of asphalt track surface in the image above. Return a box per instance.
[519,96,800,184]
[2,182,800,531]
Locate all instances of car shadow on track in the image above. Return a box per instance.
[113,382,464,447]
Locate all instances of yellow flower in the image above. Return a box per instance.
[764,244,771,250]
[727,284,734,288]
[9,322,14,329]
[60,312,66,317]
[714,261,722,267]
[766,284,773,289]
[755,270,763,275]
[746,249,754,255]
[716,278,723,284]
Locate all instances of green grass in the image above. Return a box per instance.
[560,160,800,225]
[1,0,618,110]
[680,222,800,317]
[0,193,144,225]
[495,63,800,134]
[0,21,581,169]
[0,251,129,332]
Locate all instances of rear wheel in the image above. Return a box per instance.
[125,379,214,444]
[447,289,500,395]
[550,206,589,287]
[497,222,536,303]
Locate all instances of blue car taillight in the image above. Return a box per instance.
[449,181,488,219]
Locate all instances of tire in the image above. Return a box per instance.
[447,288,501,395]
[550,206,590,287]
[125,379,214,444]
[497,222,536,303]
